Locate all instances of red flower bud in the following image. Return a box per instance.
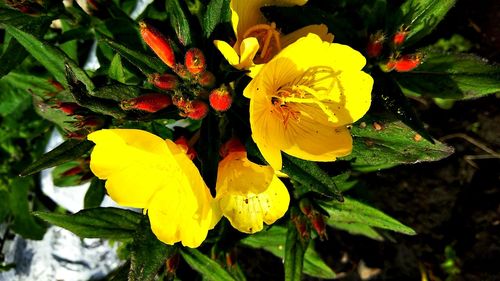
[209,87,232,112]
[292,214,310,241]
[366,31,385,58]
[166,253,180,274]
[299,198,313,217]
[220,138,246,158]
[172,95,189,108]
[174,136,197,160]
[393,54,422,72]
[197,71,216,88]
[310,212,328,241]
[55,102,82,115]
[49,79,65,92]
[65,131,87,140]
[149,73,178,90]
[393,32,408,46]
[185,48,206,75]
[74,116,104,130]
[62,166,84,177]
[121,93,172,113]
[139,21,176,68]
[184,100,209,120]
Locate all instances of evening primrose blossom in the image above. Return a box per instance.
[214,0,333,77]
[244,33,374,170]
[215,140,289,233]
[88,129,220,248]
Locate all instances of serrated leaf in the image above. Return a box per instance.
[101,37,167,74]
[20,139,94,176]
[34,207,142,239]
[284,221,307,281]
[241,226,335,279]
[202,0,230,38]
[328,222,384,241]
[282,155,343,201]
[8,177,46,240]
[395,51,500,99]
[181,248,236,281]
[321,197,416,235]
[2,24,94,92]
[341,114,454,171]
[374,69,433,143]
[394,0,456,45]
[129,218,174,281]
[84,178,106,209]
[166,0,192,46]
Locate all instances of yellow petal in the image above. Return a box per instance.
[281,24,333,48]
[239,37,260,69]
[216,152,289,233]
[336,71,373,123]
[214,40,240,66]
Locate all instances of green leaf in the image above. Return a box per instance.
[202,0,230,38]
[394,51,500,99]
[284,221,307,281]
[282,155,343,201]
[84,178,106,209]
[92,82,141,101]
[109,54,127,83]
[394,0,456,45]
[328,222,384,241]
[374,69,434,143]
[0,189,9,222]
[129,218,174,281]
[34,207,142,239]
[341,114,454,172]
[20,139,94,176]
[241,226,335,279]
[181,248,236,281]
[166,0,192,46]
[2,24,94,92]
[101,37,167,74]
[321,197,416,235]
[8,177,46,240]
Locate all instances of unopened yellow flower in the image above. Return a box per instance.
[214,0,333,77]
[244,33,374,170]
[215,150,289,234]
[88,129,220,248]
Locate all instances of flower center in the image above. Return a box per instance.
[242,22,281,64]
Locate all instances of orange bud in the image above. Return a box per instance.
[149,73,178,90]
[393,32,408,46]
[209,87,232,112]
[220,138,246,158]
[139,21,176,68]
[393,54,422,72]
[184,100,209,120]
[185,48,206,75]
[174,136,197,160]
[172,95,189,108]
[55,102,82,115]
[366,31,385,58]
[197,71,216,88]
[121,93,172,113]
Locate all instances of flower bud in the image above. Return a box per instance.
[291,213,310,241]
[209,86,232,112]
[55,102,83,116]
[298,198,313,217]
[366,31,385,58]
[148,73,178,90]
[174,136,197,160]
[74,116,105,130]
[139,21,176,68]
[184,100,209,120]
[310,212,328,241]
[65,131,87,140]
[393,54,422,72]
[62,166,84,177]
[185,48,206,75]
[225,251,237,268]
[120,93,172,113]
[172,95,189,108]
[393,32,408,46]
[197,71,216,88]
[220,138,246,158]
[166,253,180,275]
[49,79,65,92]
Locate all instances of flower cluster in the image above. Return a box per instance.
[87,0,373,248]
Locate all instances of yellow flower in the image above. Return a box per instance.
[214,0,333,77]
[88,129,220,248]
[243,33,374,170]
[215,149,290,234]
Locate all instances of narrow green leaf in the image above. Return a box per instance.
[341,114,454,172]
[2,24,94,92]
[328,222,384,241]
[321,197,416,235]
[181,248,236,281]
[92,82,141,102]
[202,0,230,38]
[166,0,192,46]
[374,69,434,143]
[395,51,500,99]
[282,155,343,201]
[284,221,307,281]
[34,207,142,239]
[8,177,46,240]
[109,54,127,83]
[394,0,456,45]
[84,178,106,209]
[303,242,336,279]
[20,139,94,176]
[129,218,174,281]
[101,37,167,74]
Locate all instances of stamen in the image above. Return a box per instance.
[242,22,282,64]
